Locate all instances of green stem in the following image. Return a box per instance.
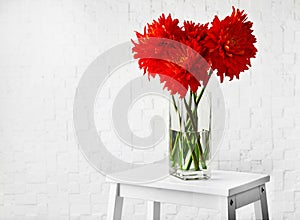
[172,95,181,123]
[183,98,207,169]
[183,98,197,131]
[170,96,199,170]
[171,131,180,158]
[184,154,193,170]
[170,69,213,170]
[170,95,181,162]
[184,132,200,171]
[196,69,213,106]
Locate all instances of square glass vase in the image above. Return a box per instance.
[169,91,212,180]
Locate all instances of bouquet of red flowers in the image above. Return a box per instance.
[132,7,257,97]
[132,7,257,179]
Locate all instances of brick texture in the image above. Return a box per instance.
[0,0,299,219]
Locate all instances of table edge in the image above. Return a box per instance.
[106,172,270,197]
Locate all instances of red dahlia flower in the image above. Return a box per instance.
[132,14,210,97]
[205,7,257,82]
[182,21,208,56]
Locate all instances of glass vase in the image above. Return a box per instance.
[169,89,212,180]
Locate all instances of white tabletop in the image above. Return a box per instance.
[106,164,270,197]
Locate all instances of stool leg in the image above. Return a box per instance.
[107,183,123,220]
[228,196,236,220]
[254,184,269,220]
[147,201,160,220]
[254,200,263,220]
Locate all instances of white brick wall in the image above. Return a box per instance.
[0,0,299,219]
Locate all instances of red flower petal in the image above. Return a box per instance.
[205,7,257,82]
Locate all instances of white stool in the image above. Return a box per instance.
[106,166,270,220]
